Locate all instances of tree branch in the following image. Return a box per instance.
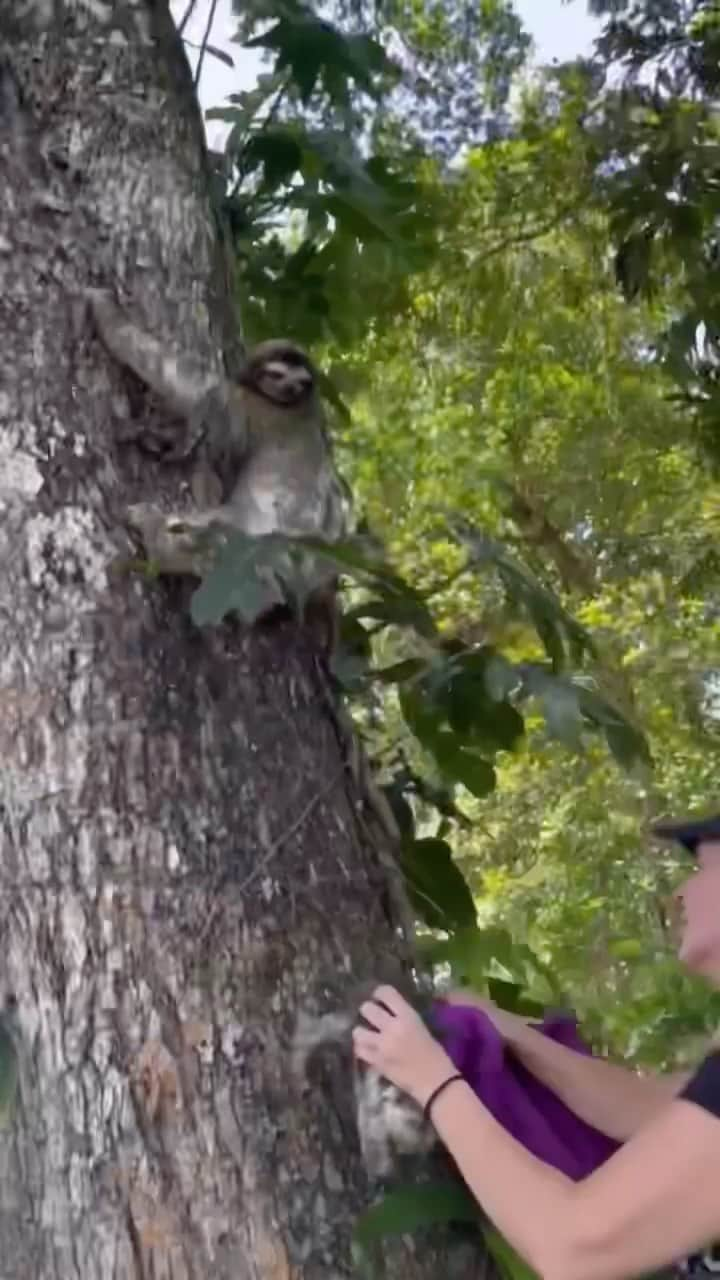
[177,0,198,36]
[193,0,220,89]
[481,199,585,262]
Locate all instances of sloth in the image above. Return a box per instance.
[86,290,350,619]
[291,997,439,1182]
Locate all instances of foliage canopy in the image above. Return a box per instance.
[189,0,720,1096]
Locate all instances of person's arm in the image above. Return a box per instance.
[355,987,720,1280]
[508,1019,689,1141]
[445,991,689,1141]
[429,1066,720,1280]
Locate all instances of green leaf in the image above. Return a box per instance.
[604,722,652,771]
[486,978,545,1018]
[484,1226,538,1280]
[371,658,428,685]
[244,129,304,187]
[337,612,373,660]
[399,655,524,774]
[190,559,272,627]
[485,653,520,702]
[518,671,651,769]
[525,673,584,751]
[205,107,244,124]
[609,938,644,960]
[326,192,394,242]
[444,658,525,752]
[443,925,519,986]
[575,687,651,769]
[245,17,326,102]
[298,537,437,638]
[342,32,393,86]
[354,1182,479,1249]
[398,684,443,751]
[245,16,392,107]
[434,738,497,798]
[400,837,477,931]
[452,525,595,670]
[189,531,292,626]
[615,228,654,302]
[346,594,436,637]
[329,650,371,691]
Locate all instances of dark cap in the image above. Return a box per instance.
[651,813,720,855]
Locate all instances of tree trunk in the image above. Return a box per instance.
[0,5,485,1277]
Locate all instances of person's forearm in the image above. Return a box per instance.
[508,1022,690,1141]
[429,1078,578,1279]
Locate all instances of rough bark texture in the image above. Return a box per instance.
[0,4,486,1278]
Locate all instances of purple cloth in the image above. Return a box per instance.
[431,1002,619,1181]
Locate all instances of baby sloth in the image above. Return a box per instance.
[85,290,349,615]
[292,1002,438,1182]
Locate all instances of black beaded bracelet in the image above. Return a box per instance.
[422,1072,464,1123]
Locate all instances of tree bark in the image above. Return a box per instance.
[0,4,485,1278]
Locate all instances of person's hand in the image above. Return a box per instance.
[352,985,456,1108]
[443,988,531,1044]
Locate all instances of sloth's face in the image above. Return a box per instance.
[242,341,316,408]
[256,356,314,406]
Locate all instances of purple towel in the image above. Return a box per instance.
[431,1002,619,1181]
